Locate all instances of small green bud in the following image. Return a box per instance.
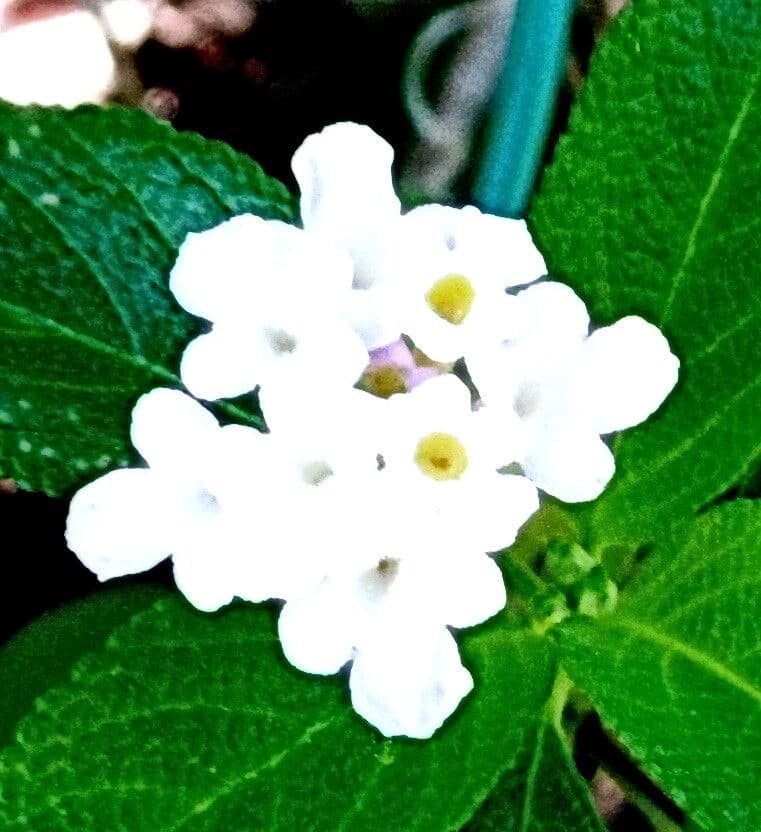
[544,540,598,586]
[533,588,571,634]
[575,566,619,617]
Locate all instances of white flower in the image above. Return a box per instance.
[394,205,547,362]
[292,122,405,349]
[350,622,473,740]
[65,120,685,739]
[66,389,247,610]
[101,0,153,48]
[378,374,539,553]
[269,375,524,738]
[0,8,115,108]
[293,122,402,266]
[65,389,323,611]
[467,282,680,502]
[169,214,368,401]
[291,123,547,359]
[278,505,505,737]
[259,381,384,467]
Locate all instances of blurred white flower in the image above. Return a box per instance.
[0,6,115,107]
[102,0,155,48]
[467,282,680,502]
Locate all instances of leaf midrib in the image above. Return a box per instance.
[0,296,177,384]
[0,170,140,353]
[163,713,346,832]
[0,295,265,432]
[614,616,761,705]
[659,65,760,326]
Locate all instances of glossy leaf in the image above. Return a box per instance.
[0,584,163,744]
[0,103,294,495]
[0,598,566,830]
[557,501,761,831]
[531,0,761,549]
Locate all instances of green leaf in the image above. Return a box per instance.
[530,0,761,549]
[0,584,164,745]
[465,675,605,832]
[557,501,761,831]
[0,597,574,831]
[0,102,295,496]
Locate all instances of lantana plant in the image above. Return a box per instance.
[0,0,758,828]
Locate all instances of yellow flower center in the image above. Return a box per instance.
[414,432,468,481]
[425,274,475,325]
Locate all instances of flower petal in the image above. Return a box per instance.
[350,623,473,738]
[278,586,356,675]
[343,283,405,350]
[169,214,270,322]
[467,473,540,553]
[170,216,355,325]
[130,387,219,467]
[179,329,261,401]
[171,535,238,613]
[580,316,680,434]
[432,552,506,629]
[292,122,401,245]
[65,468,171,581]
[510,281,590,345]
[402,204,547,289]
[470,211,547,288]
[522,430,615,503]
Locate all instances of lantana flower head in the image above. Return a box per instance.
[65,120,680,740]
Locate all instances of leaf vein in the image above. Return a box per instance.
[0,174,140,353]
[660,65,761,325]
[615,617,761,705]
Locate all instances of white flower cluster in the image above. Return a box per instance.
[65,123,679,739]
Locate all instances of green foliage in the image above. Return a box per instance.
[0,103,294,496]
[465,675,605,832]
[0,600,563,831]
[0,584,162,745]
[557,501,761,830]
[531,0,761,550]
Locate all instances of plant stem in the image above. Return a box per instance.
[472,0,577,217]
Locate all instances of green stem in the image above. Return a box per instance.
[472,0,577,217]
